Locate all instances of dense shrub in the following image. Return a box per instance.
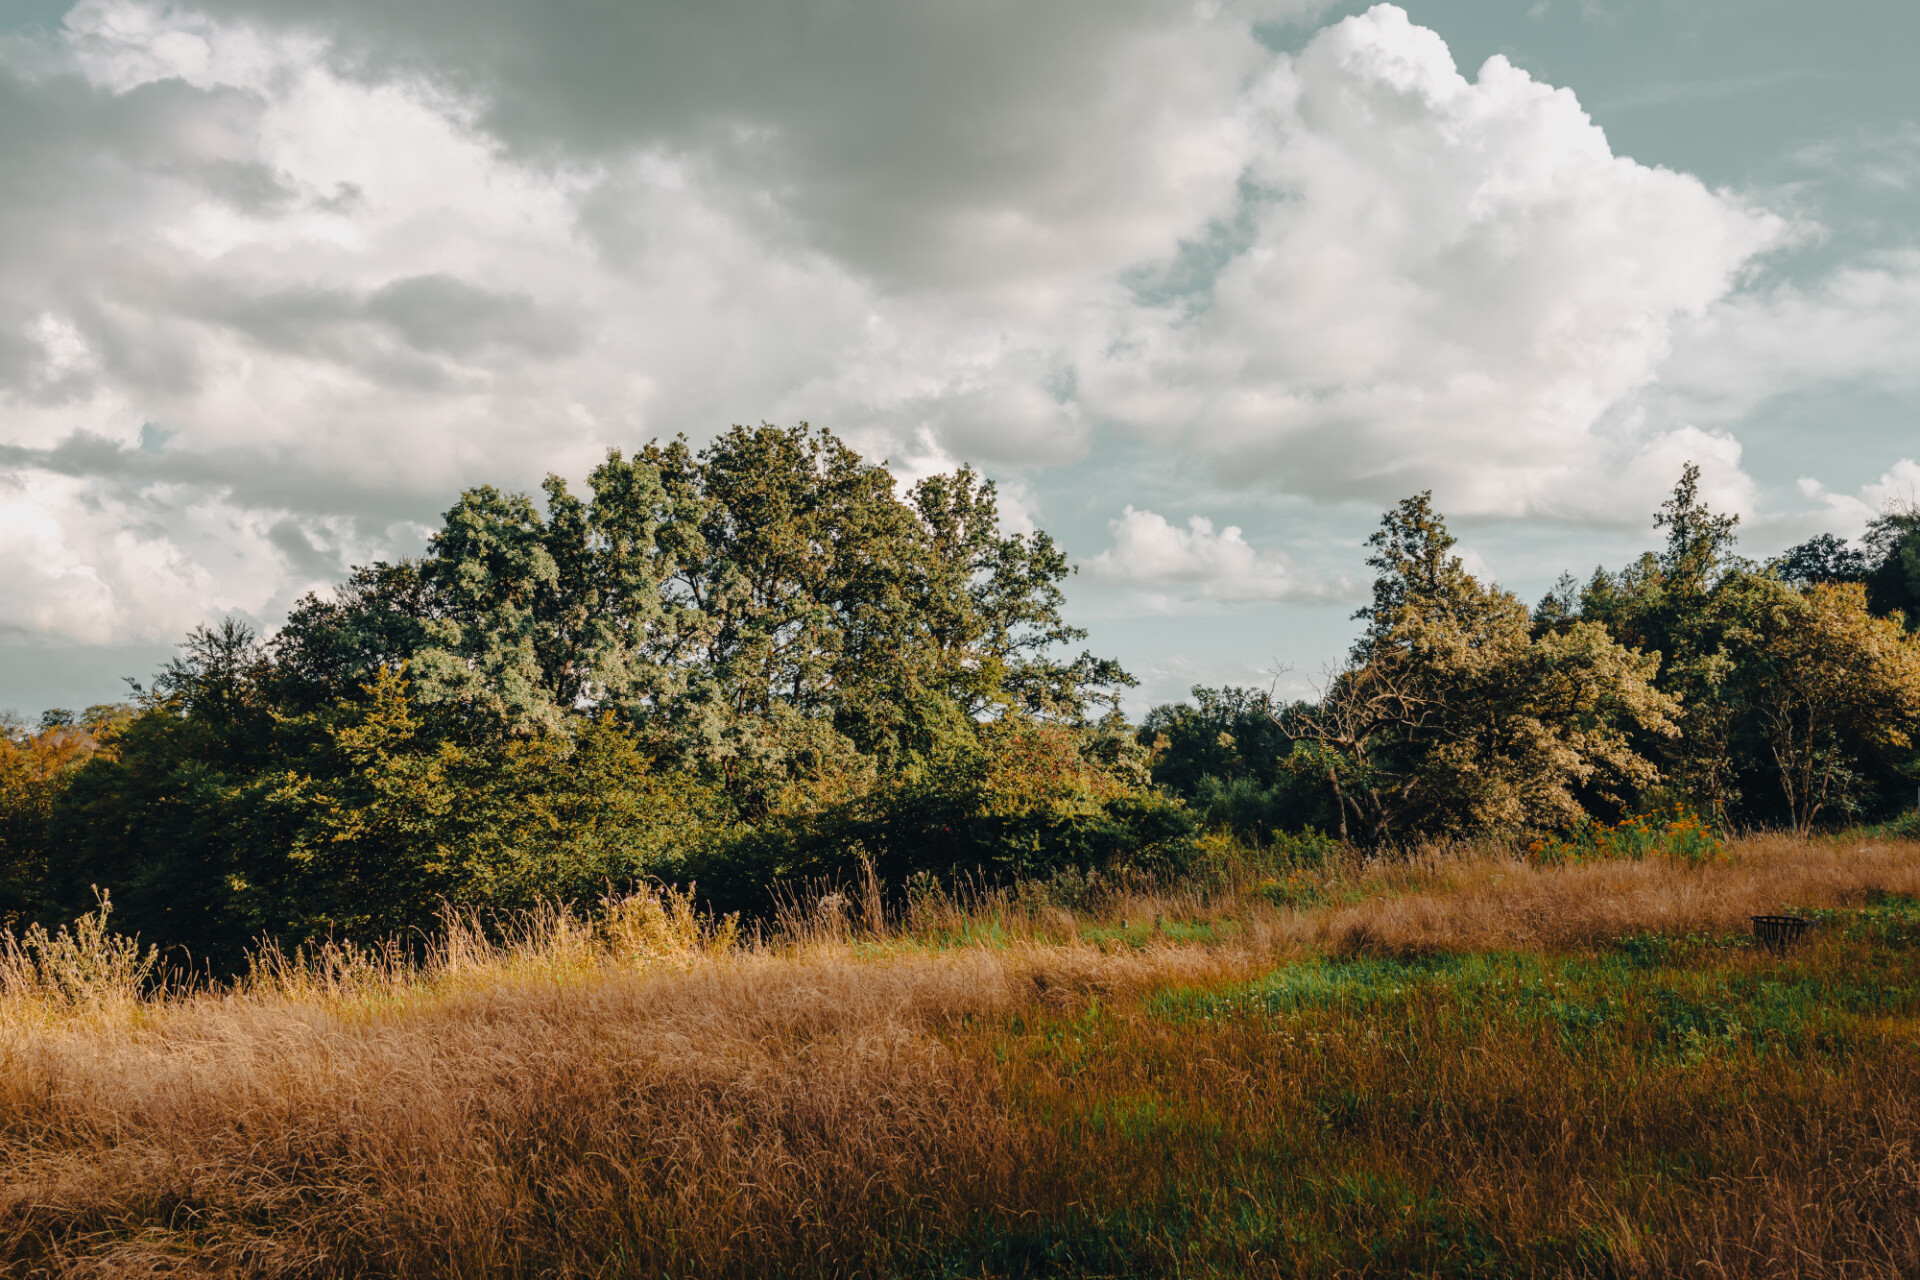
[1526,808,1725,867]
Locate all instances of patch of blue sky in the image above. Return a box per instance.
[1119,177,1274,316]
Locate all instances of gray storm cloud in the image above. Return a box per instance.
[176,0,1315,294]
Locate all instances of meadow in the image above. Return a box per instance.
[4,833,1920,1279]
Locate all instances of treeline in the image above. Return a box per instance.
[0,425,1181,967]
[3,426,1919,966]
[1146,466,1920,847]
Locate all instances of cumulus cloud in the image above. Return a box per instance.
[1088,506,1349,606]
[1078,5,1786,516]
[0,0,1886,661]
[0,467,293,642]
[1798,460,1920,539]
[1660,252,1920,420]
[179,0,1338,299]
[6,0,1309,643]
[0,2,913,638]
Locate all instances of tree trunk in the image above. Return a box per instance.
[1326,765,1349,843]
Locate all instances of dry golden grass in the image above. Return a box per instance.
[1318,831,1920,956]
[5,951,1018,1275]
[1,836,1917,1277]
[0,890,1247,1278]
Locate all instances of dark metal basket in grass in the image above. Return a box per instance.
[1751,914,1812,955]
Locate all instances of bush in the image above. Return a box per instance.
[1527,807,1724,867]
[45,673,730,965]
[706,716,1199,911]
[1169,827,1343,902]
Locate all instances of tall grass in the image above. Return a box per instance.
[0,891,160,1019]
[3,836,1919,1276]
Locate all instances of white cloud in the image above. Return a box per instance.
[1078,5,1786,516]
[0,470,239,641]
[1620,426,1758,525]
[1088,505,1348,605]
[1660,251,1920,420]
[177,0,1324,303]
[0,4,913,638]
[1128,650,1308,717]
[1798,459,1920,538]
[0,0,1273,641]
[0,0,1859,659]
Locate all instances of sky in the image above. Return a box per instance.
[2,0,1917,717]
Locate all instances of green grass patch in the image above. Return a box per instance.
[1078,915,1239,949]
[1812,889,1920,948]
[921,917,1920,1276]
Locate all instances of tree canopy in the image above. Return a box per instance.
[2,424,1173,963]
[6,431,1919,964]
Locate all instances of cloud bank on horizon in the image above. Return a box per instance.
[0,0,1915,659]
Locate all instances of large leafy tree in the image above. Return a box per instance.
[1288,494,1677,843]
[1865,504,1920,629]
[1576,464,1756,818]
[625,426,1115,806]
[274,451,686,732]
[1573,470,1920,828]
[29,424,1145,959]
[1717,579,1920,832]
[1774,532,1872,587]
[276,424,1120,802]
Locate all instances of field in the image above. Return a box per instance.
[4,834,1920,1278]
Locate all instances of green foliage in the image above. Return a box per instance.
[276,424,1126,804]
[1719,576,1920,831]
[1524,807,1725,867]
[1577,480,1920,830]
[1136,685,1325,844]
[1865,504,1920,627]
[1139,685,1290,794]
[1653,461,1743,594]
[262,670,726,941]
[44,660,722,964]
[0,713,110,925]
[1147,492,1687,850]
[1775,531,1871,586]
[1143,466,1920,846]
[8,424,1154,961]
[726,713,1197,899]
[14,427,1920,963]
[1282,494,1678,844]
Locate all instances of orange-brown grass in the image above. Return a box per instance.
[0,895,1251,1278]
[1,836,1917,1278]
[1311,830,1920,957]
[5,951,1025,1276]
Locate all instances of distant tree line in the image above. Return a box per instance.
[4,426,1919,966]
[1146,465,1920,846]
